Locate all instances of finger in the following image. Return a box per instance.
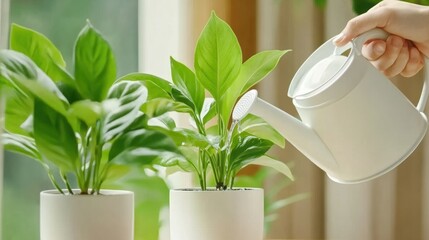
[362,40,386,61]
[370,35,404,71]
[401,47,424,77]
[334,8,389,46]
[383,45,409,77]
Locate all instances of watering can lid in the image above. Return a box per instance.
[290,55,347,98]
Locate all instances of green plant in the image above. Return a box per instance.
[314,0,429,14]
[0,22,179,195]
[119,12,293,190]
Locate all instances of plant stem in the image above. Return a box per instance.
[193,113,206,136]
[192,113,209,190]
[95,164,109,194]
[202,156,208,190]
[198,149,206,190]
[229,176,235,190]
[198,173,206,191]
[83,129,93,194]
[78,131,88,192]
[206,150,219,186]
[60,171,74,195]
[45,167,64,194]
[92,123,104,194]
[228,169,236,190]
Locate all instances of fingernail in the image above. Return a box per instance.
[333,33,344,44]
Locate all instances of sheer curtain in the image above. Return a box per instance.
[258,0,429,239]
[258,1,325,238]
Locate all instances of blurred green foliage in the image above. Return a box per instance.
[104,166,170,240]
[315,0,429,14]
[234,167,308,236]
[9,0,138,76]
[2,152,52,240]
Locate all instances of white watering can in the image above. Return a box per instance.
[234,29,429,183]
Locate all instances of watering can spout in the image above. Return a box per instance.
[233,90,337,172]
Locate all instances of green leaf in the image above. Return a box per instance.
[170,57,205,113]
[246,155,294,181]
[4,88,33,135]
[220,50,288,127]
[102,81,148,142]
[10,24,75,86]
[0,50,69,115]
[109,129,181,166]
[57,82,83,104]
[175,146,200,172]
[148,113,176,130]
[239,50,288,94]
[170,88,196,112]
[68,100,103,127]
[2,132,40,160]
[19,115,33,135]
[194,12,242,104]
[150,126,211,148]
[233,168,270,188]
[33,99,78,172]
[122,113,149,132]
[229,135,273,171]
[74,21,116,101]
[238,114,285,148]
[118,73,172,100]
[141,98,191,118]
[201,98,216,124]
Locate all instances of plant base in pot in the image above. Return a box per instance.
[40,189,134,240]
[170,188,263,240]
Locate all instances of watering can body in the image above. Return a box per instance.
[236,29,429,183]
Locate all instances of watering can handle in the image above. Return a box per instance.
[351,28,429,113]
[417,58,429,112]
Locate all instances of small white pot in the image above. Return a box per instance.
[40,189,134,240]
[170,188,264,240]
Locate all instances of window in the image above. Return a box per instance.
[2,1,138,239]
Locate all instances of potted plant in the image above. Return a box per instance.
[120,12,294,240]
[0,22,179,240]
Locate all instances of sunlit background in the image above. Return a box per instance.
[2,0,429,240]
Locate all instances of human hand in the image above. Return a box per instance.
[334,0,429,77]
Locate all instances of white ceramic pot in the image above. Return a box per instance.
[170,188,264,240]
[40,189,134,240]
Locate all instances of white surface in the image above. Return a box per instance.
[138,0,192,79]
[324,2,396,239]
[248,93,337,173]
[294,55,347,98]
[170,188,264,240]
[284,26,429,183]
[138,2,193,239]
[40,190,134,240]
